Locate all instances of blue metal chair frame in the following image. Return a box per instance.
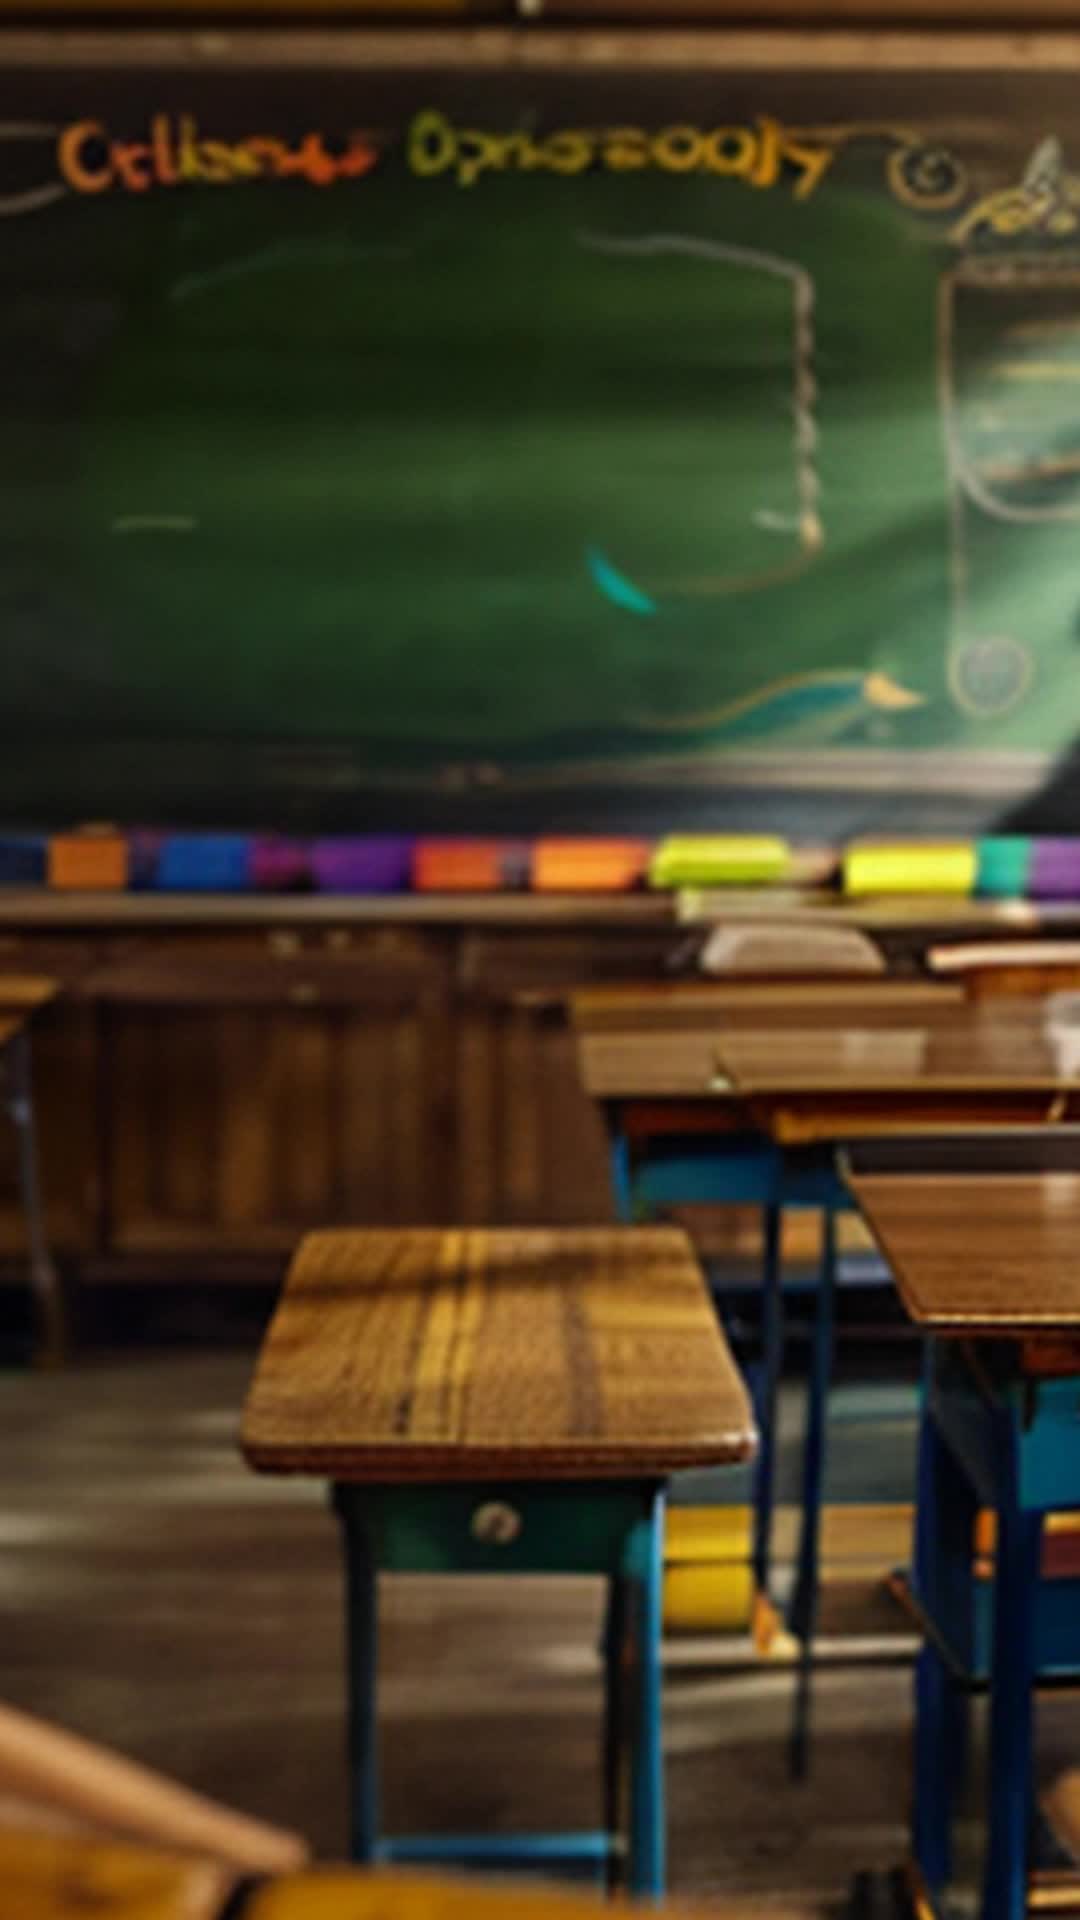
[604,1101,849,1774]
[333,1480,668,1897]
[909,1339,1080,1920]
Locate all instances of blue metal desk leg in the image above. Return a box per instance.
[629,1490,666,1901]
[6,1028,63,1364]
[334,1488,380,1864]
[599,1113,634,1697]
[789,1205,837,1781]
[606,1109,635,1226]
[602,1574,628,1889]
[752,1201,784,1601]
[981,1484,1042,1920]
[912,1387,977,1896]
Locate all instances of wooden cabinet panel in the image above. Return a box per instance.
[0,1003,98,1258]
[459,929,674,1004]
[456,1001,613,1226]
[0,918,652,1277]
[454,927,669,1227]
[0,934,98,990]
[89,927,443,1006]
[106,962,455,1255]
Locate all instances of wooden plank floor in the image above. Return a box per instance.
[2,1346,1067,1905]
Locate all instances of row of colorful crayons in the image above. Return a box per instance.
[0,830,1077,898]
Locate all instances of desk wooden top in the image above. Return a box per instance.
[246,1868,818,1920]
[573,978,962,1032]
[242,1227,755,1481]
[717,1006,1075,1099]
[573,979,965,1101]
[847,1168,1080,1332]
[717,1006,1080,1142]
[0,975,57,1012]
[0,1012,31,1052]
[0,1827,231,1920]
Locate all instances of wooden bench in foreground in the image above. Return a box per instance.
[0,1827,823,1920]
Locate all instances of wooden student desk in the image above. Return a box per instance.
[572,976,968,1233]
[243,1225,754,1897]
[711,999,1080,1764]
[0,977,62,1361]
[846,1140,1080,1920]
[572,975,972,1775]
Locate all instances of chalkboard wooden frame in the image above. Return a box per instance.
[8,0,1080,21]
[4,23,1080,61]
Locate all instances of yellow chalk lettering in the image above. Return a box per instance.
[770,122,835,199]
[198,138,238,185]
[702,126,758,180]
[748,116,781,189]
[603,127,650,172]
[542,130,594,176]
[653,125,705,174]
[455,129,505,188]
[408,109,457,179]
[498,131,542,172]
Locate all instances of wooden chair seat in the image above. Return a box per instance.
[0,1827,230,1920]
[699,923,885,977]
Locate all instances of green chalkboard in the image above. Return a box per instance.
[2,44,1079,827]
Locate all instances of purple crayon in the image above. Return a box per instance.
[311,837,414,894]
[1030,839,1080,900]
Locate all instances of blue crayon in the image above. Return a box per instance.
[154,834,254,892]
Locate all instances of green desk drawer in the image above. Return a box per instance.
[335,1481,656,1575]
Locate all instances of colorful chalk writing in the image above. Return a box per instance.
[405,110,837,196]
[0,115,379,214]
[950,139,1080,245]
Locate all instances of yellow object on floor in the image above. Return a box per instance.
[663,1508,796,1651]
[663,1504,919,1641]
[664,1506,754,1634]
[664,1562,756,1634]
[665,1505,751,1566]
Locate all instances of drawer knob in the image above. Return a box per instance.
[470,1501,522,1546]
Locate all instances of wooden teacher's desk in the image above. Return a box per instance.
[847,1145,1080,1920]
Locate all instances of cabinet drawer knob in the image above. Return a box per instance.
[289,982,319,1006]
[470,1501,522,1546]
